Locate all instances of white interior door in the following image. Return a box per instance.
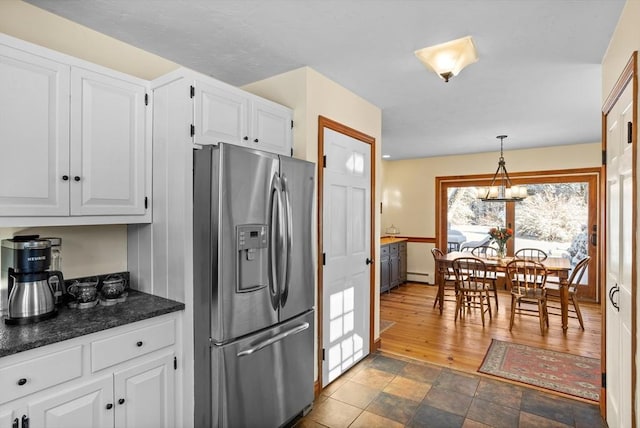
[322,127,371,387]
[605,80,633,428]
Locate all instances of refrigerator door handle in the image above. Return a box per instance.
[280,174,293,307]
[236,322,310,357]
[268,174,283,310]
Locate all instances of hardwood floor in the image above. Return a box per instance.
[379,282,602,375]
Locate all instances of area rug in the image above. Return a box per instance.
[478,339,600,401]
[380,319,396,333]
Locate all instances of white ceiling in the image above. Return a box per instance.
[26,0,625,159]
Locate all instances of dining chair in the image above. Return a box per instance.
[431,248,457,311]
[506,259,549,334]
[452,257,492,326]
[470,246,501,310]
[545,256,591,330]
[514,248,548,261]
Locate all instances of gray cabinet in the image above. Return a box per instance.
[380,240,407,293]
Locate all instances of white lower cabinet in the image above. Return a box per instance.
[0,315,178,428]
[28,375,113,428]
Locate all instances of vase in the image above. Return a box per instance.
[497,245,506,259]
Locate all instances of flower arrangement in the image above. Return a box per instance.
[488,226,513,258]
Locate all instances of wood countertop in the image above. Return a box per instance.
[380,236,408,245]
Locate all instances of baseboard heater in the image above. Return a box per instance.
[407,271,433,285]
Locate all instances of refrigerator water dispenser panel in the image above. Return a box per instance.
[236,224,268,292]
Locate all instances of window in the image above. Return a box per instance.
[437,169,600,301]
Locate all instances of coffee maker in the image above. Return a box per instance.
[1,236,64,325]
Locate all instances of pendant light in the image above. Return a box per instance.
[479,135,527,202]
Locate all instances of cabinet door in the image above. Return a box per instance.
[0,44,70,216]
[114,353,174,428]
[28,375,113,428]
[70,67,147,216]
[193,79,249,146]
[0,407,25,428]
[250,98,292,156]
[390,254,400,288]
[398,242,407,283]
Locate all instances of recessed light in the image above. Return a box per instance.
[382,155,391,159]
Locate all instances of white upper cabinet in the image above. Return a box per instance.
[0,44,70,217]
[190,74,293,156]
[194,79,249,146]
[70,67,147,216]
[0,34,151,227]
[250,97,293,155]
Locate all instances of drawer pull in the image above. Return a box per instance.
[106,403,113,410]
[17,378,27,386]
[118,398,126,405]
[12,418,18,428]
[22,415,29,428]
[136,341,143,347]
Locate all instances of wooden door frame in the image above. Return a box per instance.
[600,51,637,420]
[316,115,376,394]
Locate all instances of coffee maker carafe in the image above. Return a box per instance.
[1,236,64,325]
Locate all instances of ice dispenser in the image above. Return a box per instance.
[236,225,268,292]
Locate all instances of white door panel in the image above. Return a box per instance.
[70,67,146,216]
[322,127,371,387]
[605,80,633,428]
[0,44,70,216]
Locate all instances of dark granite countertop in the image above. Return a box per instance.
[0,290,184,358]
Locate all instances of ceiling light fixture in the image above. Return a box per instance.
[414,36,478,82]
[479,135,527,202]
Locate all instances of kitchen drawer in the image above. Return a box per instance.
[0,346,82,404]
[381,245,390,257]
[91,319,175,372]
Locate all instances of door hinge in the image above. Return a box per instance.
[291,120,294,129]
[174,356,177,370]
[190,124,195,137]
[322,348,325,361]
[601,372,606,388]
[323,155,327,168]
[190,85,195,98]
[322,253,326,266]
[144,196,148,209]
[290,147,293,157]
[628,121,633,144]
[144,93,149,106]
[602,150,606,165]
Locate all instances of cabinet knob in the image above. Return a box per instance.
[74,176,81,182]
[253,138,259,143]
[136,341,143,347]
[17,378,27,386]
[62,175,69,181]
[118,398,126,405]
[243,136,249,141]
[106,403,113,410]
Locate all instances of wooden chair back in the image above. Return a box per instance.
[514,248,548,262]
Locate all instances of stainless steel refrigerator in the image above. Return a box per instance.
[193,143,315,427]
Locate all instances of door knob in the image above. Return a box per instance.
[366,258,374,265]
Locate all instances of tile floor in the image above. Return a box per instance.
[294,352,605,428]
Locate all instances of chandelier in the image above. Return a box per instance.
[479,135,527,202]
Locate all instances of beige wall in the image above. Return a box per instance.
[0,0,180,280]
[0,0,178,80]
[601,0,640,423]
[382,142,601,283]
[243,68,384,347]
[0,9,173,400]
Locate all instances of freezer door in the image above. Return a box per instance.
[211,310,315,427]
[278,156,316,321]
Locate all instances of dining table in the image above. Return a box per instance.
[434,251,573,332]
